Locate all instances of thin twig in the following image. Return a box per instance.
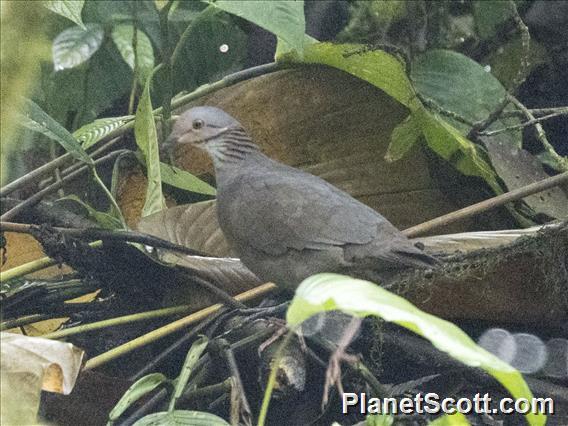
[508,95,568,172]
[500,106,568,118]
[0,314,53,331]
[43,304,214,341]
[49,141,65,198]
[418,94,475,127]
[38,137,123,189]
[478,110,568,137]
[123,329,275,425]
[180,272,247,310]
[218,338,252,425]
[1,150,128,221]
[0,221,209,257]
[0,152,73,198]
[403,171,568,237]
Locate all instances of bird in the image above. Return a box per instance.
[165,106,438,291]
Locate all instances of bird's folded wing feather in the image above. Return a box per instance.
[220,171,408,258]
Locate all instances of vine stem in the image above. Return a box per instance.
[91,168,127,228]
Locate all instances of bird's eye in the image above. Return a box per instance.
[192,119,204,130]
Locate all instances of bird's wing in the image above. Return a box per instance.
[219,168,405,257]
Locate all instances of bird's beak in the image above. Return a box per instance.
[164,133,179,147]
[160,134,179,159]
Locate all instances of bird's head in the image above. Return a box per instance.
[164,106,259,166]
[164,106,241,151]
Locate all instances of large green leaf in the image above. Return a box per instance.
[283,43,500,189]
[287,273,545,426]
[20,99,93,165]
[111,24,155,86]
[386,114,421,163]
[410,50,511,189]
[209,0,305,55]
[281,42,419,110]
[42,43,132,128]
[164,6,247,99]
[160,163,216,196]
[411,49,521,140]
[52,23,104,71]
[73,115,133,149]
[133,410,229,426]
[109,373,167,424]
[135,74,166,217]
[416,108,500,191]
[44,0,86,29]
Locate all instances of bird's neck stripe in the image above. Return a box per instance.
[210,127,259,164]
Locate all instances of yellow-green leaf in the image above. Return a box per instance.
[287,273,545,426]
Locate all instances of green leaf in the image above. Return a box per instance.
[411,49,521,140]
[366,413,394,426]
[287,273,546,426]
[170,337,208,411]
[386,114,421,162]
[281,42,419,110]
[428,412,470,425]
[160,163,216,196]
[109,373,167,423]
[44,0,86,29]
[58,195,123,230]
[111,24,155,86]
[73,116,133,150]
[275,33,318,60]
[20,99,93,165]
[52,23,104,71]
[416,108,500,192]
[472,1,513,39]
[279,44,500,191]
[133,410,230,426]
[209,0,305,55]
[135,73,166,217]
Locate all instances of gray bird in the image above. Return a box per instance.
[166,106,438,291]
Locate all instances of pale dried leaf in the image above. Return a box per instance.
[1,332,84,424]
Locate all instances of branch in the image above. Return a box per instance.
[478,109,568,137]
[0,221,209,257]
[38,137,123,189]
[508,95,568,172]
[1,150,129,221]
[403,171,568,237]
